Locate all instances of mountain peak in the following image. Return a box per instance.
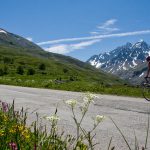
[0,28,7,34]
[139,39,144,43]
[87,40,150,76]
[133,40,148,49]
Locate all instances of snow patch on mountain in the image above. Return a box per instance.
[132,59,137,67]
[139,72,144,77]
[87,40,150,77]
[0,29,7,34]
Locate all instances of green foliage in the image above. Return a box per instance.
[63,68,68,73]
[0,68,4,76]
[3,56,14,64]
[0,66,8,76]
[16,66,24,75]
[38,63,46,70]
[27,68,35,75]
[3,66,8,75]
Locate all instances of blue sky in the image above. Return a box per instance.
[1,0,150,61]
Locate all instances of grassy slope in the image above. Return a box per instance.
[0,45,142,97]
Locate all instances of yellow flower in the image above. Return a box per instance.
[18,125,24,131]
[21,129,30,139]
[9,129,16,133]
[0,130,4,136]
[3,115,8,122]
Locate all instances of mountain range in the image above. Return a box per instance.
[0,28,126,92]
[87,40,150,84]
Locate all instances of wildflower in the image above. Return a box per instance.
[9,129,16,133]
[83,92,97,104]
[45,114,60,123]
[9,142,18,150]
[65,99,77,108]
[95,115,105,124]
[0,130,4,136]
[18,125,24,132]
[2,114,8,122]
[2,102,8,112]
[21,129,30,139]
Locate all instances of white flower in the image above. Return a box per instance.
[95,115,105,124]
[83,92,97,103]
[46,115,60,123]
[65,99,77,108]
[83,96,94,103]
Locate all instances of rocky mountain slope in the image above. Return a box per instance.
[87,40,150,84]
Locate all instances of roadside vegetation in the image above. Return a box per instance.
[0,93,149,150]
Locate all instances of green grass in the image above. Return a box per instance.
[0,75,142,98]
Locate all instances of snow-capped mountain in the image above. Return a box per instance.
[87,40,150,84]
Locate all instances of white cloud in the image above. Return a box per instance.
[26,37,33,42]
[90,31,99,35]
[99,19,117,27]
[71,39,101,50]
[96,19,119,34]
[44,39,101,54]
[37,29,150,46]
[45,44,69,54]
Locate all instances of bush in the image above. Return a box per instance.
[39,63,46,70]
[3,66,8,75]
[63,68,68,73]
[0,68,4,76]
[27,68,35,75]
[16,66,24,75]
[3,57,14,64]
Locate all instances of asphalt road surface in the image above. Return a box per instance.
[0,85,150,150]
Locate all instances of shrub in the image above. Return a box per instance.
[27,68,35,75]
[63,68,68,73]
[3,66,8,75]
[39,63,46,70]
[0,68,4,76]
[16,66,24,75]
[3,57,13,64]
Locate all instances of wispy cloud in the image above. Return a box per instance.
[91,19,119,35]
[37,19,150,55]
[44,39,101,54]
[99,19,117,27]
[89,31,99,35]
[37,29,150,45]
[26,37,33,42]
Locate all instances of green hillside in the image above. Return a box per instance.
[0,44,128,92]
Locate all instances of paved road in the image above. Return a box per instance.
[0,85,150,150]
